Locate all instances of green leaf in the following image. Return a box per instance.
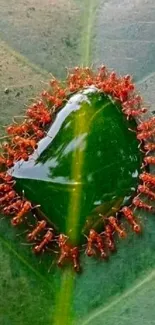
[12,89,141,244]
[0,1,155,325]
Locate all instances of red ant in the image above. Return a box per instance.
[85,229,107,259]
[57,234,70,264]
[53,98,63,109]
[69,247,80,272]
[143,143,155,154]
[3,199,23,215]
[114,84,134,102]
[42,90,64,108]
[57,88,66,98]
[27,220,47,241]
[6,122,45,141]
[33,230,53,253]
[132,197,153,211]
[96,65,107,80]
[6,123,29,136]
[50,78,61,92]
[28,110,51,125]
[142,156,155,167]
[0,190,17,205]
[138,184,155,200]
[57,234,80,272]
[30,124,45,140]
[108,216,126,238]
[0,155,7,166]
[123,96,142,109]
[120,206,141,233]
[16,151,29,162]
[139,172,155,186]
[0,172,13,183]
[11,201,32,226]
[12,136,38,151]
[27,103,51,125]
[123,74,132,84]
[137,117,155,131]
[123,108,147,120]
[0,183,14,193]
[69,83,78,93]
[2,143,15,157]
[3,143,29,162]
[104,224,115,251]
[109,71,117,82]
[137,130,155,141]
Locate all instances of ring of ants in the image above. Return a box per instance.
[0,65,155,273]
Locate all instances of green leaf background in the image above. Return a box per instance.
[0,1,155,324]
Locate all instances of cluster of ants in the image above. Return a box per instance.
[0,66,155,272]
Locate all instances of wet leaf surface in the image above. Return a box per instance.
[11,88,141,243]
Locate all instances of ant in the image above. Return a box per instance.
[85,229,107,259]
[3,199,23,215]
[6,123,29,136]
[27,220,47,241]
[6,122,45,141]
[142,156,155,167]
[132,197,153,211]
[12,136,38,151]
[108,216,126,238]
[42,90,64,109]
[123,96,142,110]
[0,155,7,166]
[138,184,155,200]
[137,117,155,131]
[137,130,155,142]
[120,206,141,233]
[0,190,17,205]
[123,108,147,120]
[57,234,80,272]
[139,172,155,186]
[27,102,51,125]
[33,230,54,253]
[104,224,116,251]
[143,143,155,155]
[3,143,29,162]
[0,183,14,193]
[11,201,32,226]
[96,65,107,80]
[0,172,13,183]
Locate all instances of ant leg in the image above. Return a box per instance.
[70,247,80,272]
[57,252,67,267]
[16,229,29,237]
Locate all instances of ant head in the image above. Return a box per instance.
[133,224,141,234]
[11,217,19,227]
[40,220,47,227]
[14,135,20,141]
[121,206,128,213]
[33,245,40,254]
[7,125,14,134]
[24,201,32,210]
[59,233,67,243]
[86,247,95,257]
[71,247,79,257]
[89,229,97,239]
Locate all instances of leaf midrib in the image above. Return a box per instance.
[53,2,98,324]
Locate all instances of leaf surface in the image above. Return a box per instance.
[0,1,155,325]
